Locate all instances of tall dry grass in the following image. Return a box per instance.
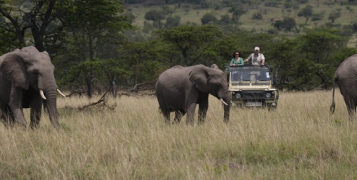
[1,91,357,179]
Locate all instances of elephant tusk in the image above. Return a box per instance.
[220,98,228,105]
[40,90,47,100]
[57,89,66,97]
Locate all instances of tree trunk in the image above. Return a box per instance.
[111,80,117,98]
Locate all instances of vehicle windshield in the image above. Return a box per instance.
[230,68,270,82]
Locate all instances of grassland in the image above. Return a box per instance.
[127,0,357,46]
[128,1,357,30]
[1,90,357,179]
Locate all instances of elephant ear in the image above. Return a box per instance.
[0,53,29,89]
[42,51,49,56]
[211,64,219,69]
[189,65,210,93]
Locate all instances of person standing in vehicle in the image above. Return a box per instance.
[229,51,244,66]
[244,46,265,65]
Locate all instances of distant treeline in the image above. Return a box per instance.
[1,0,357,98]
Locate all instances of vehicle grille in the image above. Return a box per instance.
[242,90,265,99]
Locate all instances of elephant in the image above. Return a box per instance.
[330,54,357,120]
[155,64,231,125]
[0,46,65,129]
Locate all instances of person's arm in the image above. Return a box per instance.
[244,54,251,63]
[229,59,234,66]
[261,54,265,65]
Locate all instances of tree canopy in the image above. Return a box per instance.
[0,0,357,95]
[157,25,223,66]
[297,5,313,25]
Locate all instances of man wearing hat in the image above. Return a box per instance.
[244,46,265,66]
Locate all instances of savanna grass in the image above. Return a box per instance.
[1,91,357,179]
[129,0,356,30]
[128,1,357,46]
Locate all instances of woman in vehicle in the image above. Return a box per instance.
[229,51,244,66]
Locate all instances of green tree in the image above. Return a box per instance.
[99,59,130,97]
[165,15,180,28]
[0,0,65,54]
[229,7,246,23]
[273,17,296,32]
[297,5,313,25]
[311,12,325,21]
[267,37,300,89]
[201,12,217,25]
[328,10,341,23]
[144,10,166,28]
[286,58,317,90]
[0,26,15,53]
[273,20,284,31]
[57,0,132,97]
[219,14,231,24]
[119,41,167,86]
[293,28,349,90]
[282,17,296,31]
[157,25,223,66]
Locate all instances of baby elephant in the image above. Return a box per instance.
[155,64,231,125]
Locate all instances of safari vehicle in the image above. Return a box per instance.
[225,64,279,109]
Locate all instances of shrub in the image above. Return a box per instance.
[201,12,217,25]
[252,12,263,20]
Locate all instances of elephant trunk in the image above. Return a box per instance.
[222,92,231,123]
[44,87,60,129]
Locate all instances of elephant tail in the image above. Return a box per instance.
[330,76,337,114]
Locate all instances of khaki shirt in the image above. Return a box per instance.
[246,53,265,65]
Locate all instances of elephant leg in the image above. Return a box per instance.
[186,103,197,125]
[9,88,26,128]
[162,110,170,124]
[347,104,356,121]
[2,106,15,127]
[1,106,15,127]
[30,98,42,129]
[0,103,7,127]
[0,111,9,127]
[9,105,26,127]
[343,96,356,120]
[174,110,185,124]
[198,100,208,124]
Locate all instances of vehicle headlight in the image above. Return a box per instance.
[235,93,241,99]
[266,92,271,98]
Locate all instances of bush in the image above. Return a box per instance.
[284,2,293,8]
[311,12,324,21]
[201,12,217,25]
[273,17,296,31]
[352,22,357,32]
[252,12,263,20]
[165,16,180,28]
[264,1,280,7]
[267,28,279,34]
[219,14,231,24]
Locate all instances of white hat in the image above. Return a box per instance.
[254,47,260,51]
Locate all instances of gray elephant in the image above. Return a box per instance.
[330,54,357,120]
[0,46,65,129]
[155,64,231,125]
